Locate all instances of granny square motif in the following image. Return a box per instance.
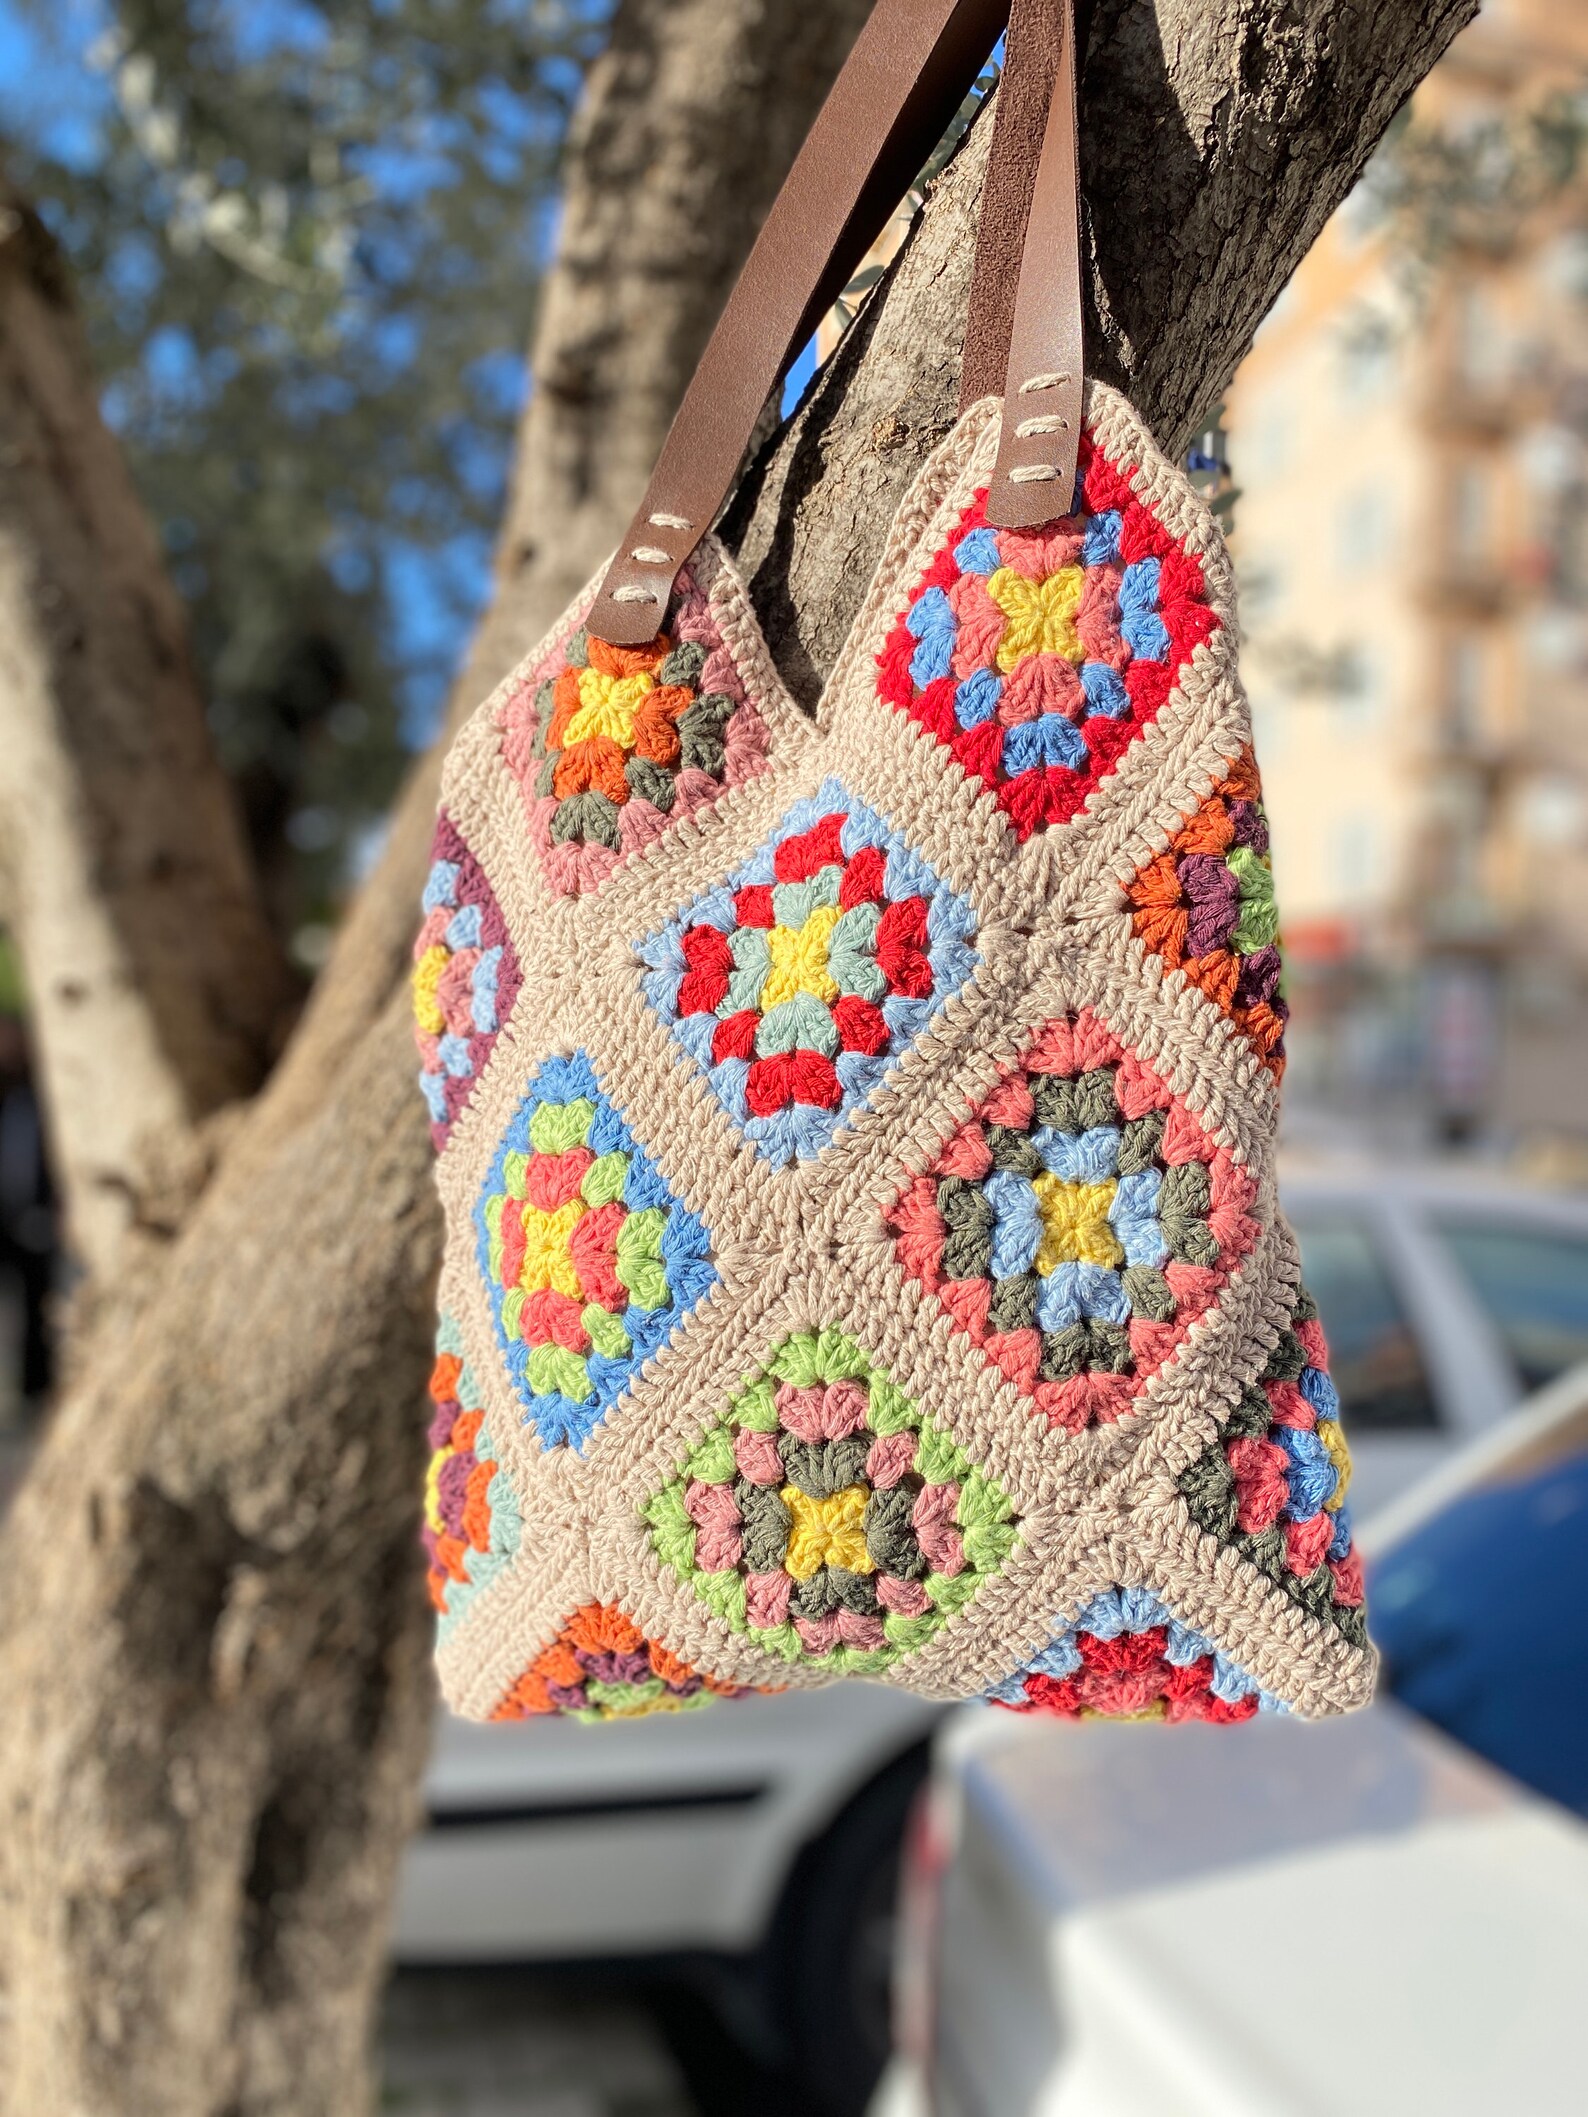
[495,550,775,897]
[474,1052,716,1450]
[638,779,979,1165]
[413,816,523,1148]
[877,434,1218,840]
[415,386,1373,1728]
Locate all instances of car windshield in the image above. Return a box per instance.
[1437,1221,1588,1392]
[1289,1213,1440,1429]
[1370,1401,1588,1819]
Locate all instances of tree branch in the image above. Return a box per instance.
[724,0,1481,695]
[239,0,876,1168]
[0,6,876,2109]
[0,182,298,1287]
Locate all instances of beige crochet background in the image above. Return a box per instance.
[428,384,1377,1724]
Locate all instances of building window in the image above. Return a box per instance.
[1446,636,1485,747]
[1336,325,1395,405]
[1450,463,1492,567]
[1333,817,1382,905]
[1336,487,1391,575]
[1454,283,1506,390]
[1238,388,1294,482]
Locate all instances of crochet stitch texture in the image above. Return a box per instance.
[415,389,1374,1725]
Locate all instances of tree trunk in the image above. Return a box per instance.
[0,185,297,1287]
[724,0,1484,693]
[0,4,874,2112]
[0,2,1480,2111]
[472,0,875,680]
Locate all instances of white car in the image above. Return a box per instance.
[873,1362,1588,2117]
[394,1171,1588,2111]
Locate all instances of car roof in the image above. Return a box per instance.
[944,1697,1525,1919]
[1358,1356,1588,1556]
[1027,1786,1588,2117]
[1278,1158,1588,1231]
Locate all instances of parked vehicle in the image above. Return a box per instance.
[872,1359,1588,2117]
[1274,1162,1588,1517]
[394,1170,1588,2110]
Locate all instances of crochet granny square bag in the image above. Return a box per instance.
[415,0,1373,1726]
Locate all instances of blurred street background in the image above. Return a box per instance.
[1227,0,1588,1173]
[1,2,1586,2114]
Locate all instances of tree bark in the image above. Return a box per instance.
[0,3,1481,2111]
[246,0,876,1176]
[472,0,874,681]
[724,0,1484,696]
[0,184,297,1286]
[0,5,874,2113]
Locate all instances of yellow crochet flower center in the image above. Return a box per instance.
[412,943,450,1036]
[781,1483,874,1580]
[1033,1175,1123,1273]
[987,564,1085,672]
[423,1450,447,1537]
[761,905,842,1010]
[518,1199,586,1298]
[1321,1418,1353,1510]
[562,667,656,749]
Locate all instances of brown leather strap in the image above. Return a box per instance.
[588,0,1083,646]
[958,0,1066,409]
[588,0,1011,646]
[982,0,1083,526]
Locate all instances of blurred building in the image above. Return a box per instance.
[1227,0,1588,1165]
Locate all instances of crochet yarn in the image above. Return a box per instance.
[413,816,523,1146]
[1178,1281,1366,1648]
[414,385,1373,1726]
[492,1601,760,1721]
[497,557,773,896]
[986,1584,1283,1722]
[887,1007,1260,1433]
[1127,749,1289,1075]
[424,1317,519,1629]
[476,1052,716,1450]
[878,436,1217,841]
[639,779,978,1165]
[643,1327,1020,1675]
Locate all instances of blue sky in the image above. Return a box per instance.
[0,2,112,170]
[0,3,946,732]
[0,0,527,737]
